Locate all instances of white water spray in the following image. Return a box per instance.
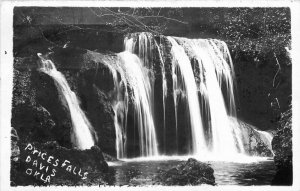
[167,37,207,156]
[174,38,241,155]
[124,33,168,153]
[100,50,159,157]
[118,52,159,157]
[253,129,274,156]
[112,33,272,160]
[110,66,128,159]
[37,53,95,150]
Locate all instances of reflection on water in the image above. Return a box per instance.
[104,159,276,186]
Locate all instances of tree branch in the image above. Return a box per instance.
[273,52,281,88]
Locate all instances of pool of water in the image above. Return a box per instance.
[103,158,276,186]
[211,160,276,185]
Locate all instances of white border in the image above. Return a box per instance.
[0,0,298,7]
[1,1,300,191]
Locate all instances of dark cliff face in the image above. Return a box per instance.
[48,48,118,155]
[232,48,291,131]
[12,57,72,147]
[11,42,118,185]
[11,141,108,186]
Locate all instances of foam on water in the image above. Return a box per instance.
[120,154,271,164]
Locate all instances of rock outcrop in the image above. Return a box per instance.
[12,57,72,147]
[12,47,117,155]
[155,158,215,186]
[271,107,292,185]
[11,48,117,186]
[11,141,108,186]
[232,118,273,157]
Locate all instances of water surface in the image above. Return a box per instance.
[104,158,276,186]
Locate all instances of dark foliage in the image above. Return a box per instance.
[271,106,292,185]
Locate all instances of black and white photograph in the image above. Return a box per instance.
[0,0,299,189]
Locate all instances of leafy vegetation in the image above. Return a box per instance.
[215,8,291,59]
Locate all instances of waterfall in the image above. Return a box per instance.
[153,40,169,152]
[172,38,244,155]
[122,33,252,157]
[97,32,272,159]
[37,35,273,159]
[117,52,159,157]
[100,50,159,158]
[167,37,208,156]
[124,33,168,153]
[90,53,130,158]
[110,65,128,159]
[37,53,95,150]
[121,33,246,158]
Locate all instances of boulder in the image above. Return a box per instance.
[102,152,118,162]
[155,158,215,186]
[11,141,108,186]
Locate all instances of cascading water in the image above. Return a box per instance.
[156,43,169,151]
[36,34,273,160]
[37,53,95,150]
[117,52,159,157]
[100,50,159,158]
[172,38,244,156]
[124,33,168,153]
[121,33,243,158]
[107,32,273,160]
[167,37,208,156]
[90,53,130,158]
[253,129,274,156]
[110,65,128,159]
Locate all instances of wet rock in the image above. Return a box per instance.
[12,57,74,147]
[252,141,273,157]
[48,48,118,155]
[78,83,116,156]
[11,102,61,144]
[12,47,117,155]
[271,107,292,185]
[152,35,193,155]
[11,127,20,142]
[11,127,20,162]
[232,118,273,157]
[102,152,118,162]
[155,158,215,186]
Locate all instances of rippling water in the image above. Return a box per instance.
[104,158,276,186]
[211,160,276,185]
